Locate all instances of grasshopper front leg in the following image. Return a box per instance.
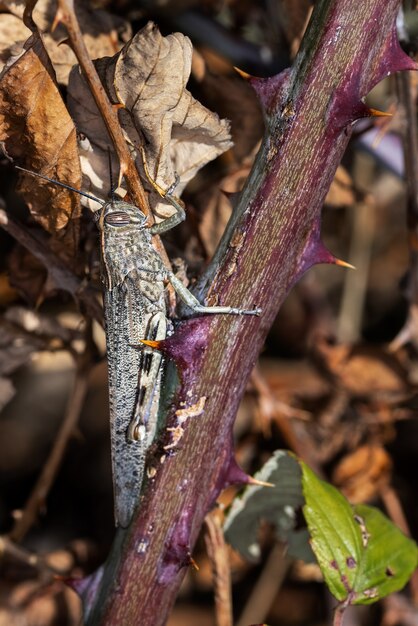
[141,148,261,317]
[167,271,261,316]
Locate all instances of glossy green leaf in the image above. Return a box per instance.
[301,462,417,605]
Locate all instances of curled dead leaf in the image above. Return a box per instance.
[0,30,81,253]
[332,445,392,503]
[0,0,130,84]
[68,22,233,218]
[315,338,408,396]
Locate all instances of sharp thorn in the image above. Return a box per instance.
[368,108,393,118]
[248,476,275,488]
[335,258,356,270]
[233,66,253,80]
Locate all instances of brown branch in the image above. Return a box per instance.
[389,71,418,350]
[55,0,148,215]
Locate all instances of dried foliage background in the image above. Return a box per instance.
[0,1,417,625]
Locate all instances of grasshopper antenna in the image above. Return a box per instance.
[15,165,106,207]
[107,147,117,203]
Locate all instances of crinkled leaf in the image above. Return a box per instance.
[224,450,314,563]
[68,21,232,218]
[0,0,130,85]
[302,462,417,605]
[0,30,81,252]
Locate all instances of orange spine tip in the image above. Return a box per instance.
[139,339,162,349]
[335,258,356,270]
[189,556,200,571]
[248,476,275,488]
[233,66,252,80]
[367,108,393,118]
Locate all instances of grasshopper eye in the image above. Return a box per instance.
[104,211,131,227]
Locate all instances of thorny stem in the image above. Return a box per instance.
[8,330,93,543]
[79,0,414,624]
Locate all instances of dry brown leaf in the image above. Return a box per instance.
[315,339,408,396]
[68,22,233,218]
[0,0,130,84]
[0,30,81,252]
[332,444,392,502]
[0,579,81,626]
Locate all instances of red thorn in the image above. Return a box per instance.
[223,456,251,487]
[296,220,355,278]
[248,68,293,114]
[351,102,393,122]
[375,27,418,84]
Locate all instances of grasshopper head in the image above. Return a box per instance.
[102,200,148,229]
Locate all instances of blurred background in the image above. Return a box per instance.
[0,0,418,624]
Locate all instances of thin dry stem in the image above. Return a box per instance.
[236,543,290,626]
[0,536,57,578]
[204,513,233,626]
[337,200,375,342]
[380,485,418,603]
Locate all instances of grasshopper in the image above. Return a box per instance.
[16,156,261,527]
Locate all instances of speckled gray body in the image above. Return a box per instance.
[100,201,170,528]
[99,189,262,528]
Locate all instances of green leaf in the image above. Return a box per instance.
[224,450,314,563]
[301,462,418,605]
[352,504,418,604]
